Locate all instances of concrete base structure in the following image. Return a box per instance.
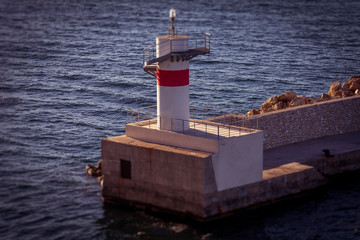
[102,120,264,219]
[102,131,360,219]
[101,96,360,219]
[101,136,211,217]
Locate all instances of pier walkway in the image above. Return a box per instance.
[264,131,360,170]
[142,120,255,140]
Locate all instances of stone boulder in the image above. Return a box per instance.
[320,93,331,100]
[97,159,102,169]
[328,75,360,98]
[342,75,360,92]
[277,91,297,102]
[260,96,279,111]
[97,175,104,187]
[289,96,307,107]
[86,160,103,177]
[259,91,296,112]
[245,75,359,117]
[328,81,342,97]
[86,165,102,177]
[350,81,360,92]
[341,88,354,97]
[246,109,260,116]
[271,101,286,111]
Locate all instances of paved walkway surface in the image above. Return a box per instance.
[144,121,255,140]
[263,131,360,170]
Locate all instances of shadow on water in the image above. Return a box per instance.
[96,170,360,240]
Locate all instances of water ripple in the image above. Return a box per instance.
[1,0,360,239]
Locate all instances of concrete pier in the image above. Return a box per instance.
[264,131,360,173]
[101,96,360,220]
[102,130,360,219]
[199,131,360,219]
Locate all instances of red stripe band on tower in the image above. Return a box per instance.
[157,69,189,87]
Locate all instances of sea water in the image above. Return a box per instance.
[1,0,360,239]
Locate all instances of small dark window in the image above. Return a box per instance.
[120,159,131,179]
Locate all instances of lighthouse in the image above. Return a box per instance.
[143,9,210,131]
[101,9,264,220]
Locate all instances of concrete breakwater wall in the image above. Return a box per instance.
[100,96,360,220]
[242,95,360,150]
[205,146,360,218]
[101,132,360,219]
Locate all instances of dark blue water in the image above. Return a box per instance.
[1,0,360,239]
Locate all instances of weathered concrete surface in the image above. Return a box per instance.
[203,162,327,218]
[102,135,213,218]
[102,132,360,220]
[203,131,360,218]
[126,123,219,153]
[212,131,263,191]
[126,122,264,191]
[243,95,360,149]
[264,131,360,173]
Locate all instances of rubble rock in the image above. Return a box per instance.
[97,176,104,187]
[271,101,286,111]
[261,108,275,114]
[342,75,360,91]
[246,109,260,116]
[303,96,311,104]
[86,164,102,177]
[349,81,360,92]
[328,81,342,97]
[310,98,326,103]
[260,96,279,111]
[289,97,306,107]
[97,159,102,169]
[245,75,359,116]
[277,91,297,102]
[341,88,354,97]
[320,93,331,100]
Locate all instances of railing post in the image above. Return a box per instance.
[204,35,206,50]
[208,35,210,52]
[217,126,220,140]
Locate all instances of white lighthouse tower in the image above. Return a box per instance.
[143,9,210,131]
[101,9,264,219]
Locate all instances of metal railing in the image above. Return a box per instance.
[143,33,211,67]
[194,32,210,52]
[143,45,156,66]
[126,105,259,140]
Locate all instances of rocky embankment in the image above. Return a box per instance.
[246,75,360,116]
[86,160,103,186]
